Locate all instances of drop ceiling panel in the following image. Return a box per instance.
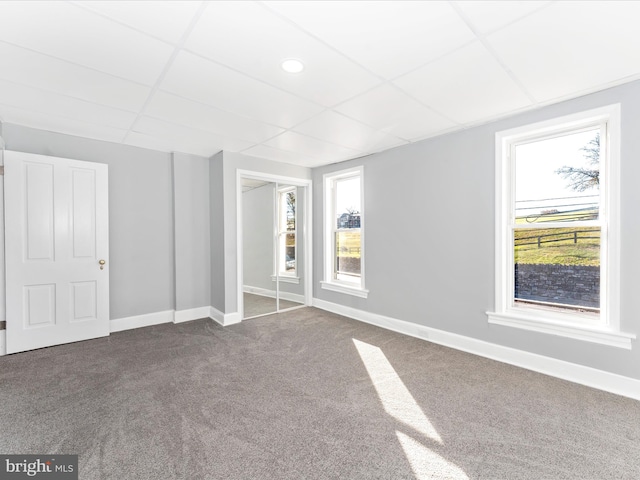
[241,178,271,192]
[0,79,137,130]
[0,42,151,111]
[0,1,174,85]
[0,1,637,167]
[266,1,475,79]
[185,1,381,107]
[132,116,253,153]
[265,131,361,162]
[335,84,458,140]
[294,111,406,152]
[393,41,532,125]
[75,0,201,44]
[242,144,324,167]
[125,131,215,157]
[486,1,640,102]
[145,91,285,144]
[0,104,127,143]
[454,1,551,34]
[160,51,324,128]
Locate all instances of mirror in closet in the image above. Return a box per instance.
[241,179,305,319]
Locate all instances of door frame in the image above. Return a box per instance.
[236,169,312,321]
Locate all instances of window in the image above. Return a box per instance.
[277,186,297,279]
[322,167,368,298]
[488,105,634,348]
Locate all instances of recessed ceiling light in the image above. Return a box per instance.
[281,58,304,74]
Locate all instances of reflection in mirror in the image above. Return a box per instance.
[276,185,304,311]
[242,179,277,318]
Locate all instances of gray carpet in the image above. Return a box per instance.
[243,292,302,318]
[1,307,639,479]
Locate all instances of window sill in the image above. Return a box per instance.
[321,281,369,299]
[271,275,299,284]
[487,311,635,349]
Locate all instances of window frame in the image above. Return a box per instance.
[487,104,635,349]
[275,185,298,281]
[321,166,369,298]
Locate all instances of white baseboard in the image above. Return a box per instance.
[174,307,210,324]
[110,310,174,333]
[209,306,242,327]
[1,305,240,353]
[244,285,305,304]
[313,298,640,401]
[112,307,242,331]
[243,285,268,296]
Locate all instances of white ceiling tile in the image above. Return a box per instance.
[393,41,532,124]
[242,144,325,167]
[0,104,127,143]
[0,1,174,85]
[0,42,151,111]
[454,1,551,34]
[125,131,215,157]
[265,131,361,162]
[75,1,201,44]
[241,178,270,191]
[266,1,475,79]
[486,1,640,102]
[145,91,284,144]
[160,51,324,128]
[0,78,136,130]
[185,1,381,107]
[0,0,638,169]
[132,116,253,153]
[294,111,406,152]
[335,84,458,140]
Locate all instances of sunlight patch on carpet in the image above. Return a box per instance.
[352,338,442,443]
[396,431,469,480]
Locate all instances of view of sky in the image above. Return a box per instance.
[336,176,361,215]
[515,128,600,220]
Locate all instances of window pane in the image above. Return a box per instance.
[515,129,600,224]
[514,226,600,312]
[335,176,360,229]
[335,230,361,282]
[285,233,295,273]
[285,191,295,232]
[279,190,295,232]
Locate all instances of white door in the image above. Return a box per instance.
[5,151,109,354]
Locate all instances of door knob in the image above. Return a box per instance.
[99,259,106,270]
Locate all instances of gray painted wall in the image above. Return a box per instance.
[0,124,4,323]
[3,124,175,320]
[242,183,275,291]
[313,80,640,380]
[173,152,211,311]
[209,151,225,312]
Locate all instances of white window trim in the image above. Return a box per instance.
[487,104,635,349]
[322,166,369,298]
[276,185,297,279]
[271,275,299,284]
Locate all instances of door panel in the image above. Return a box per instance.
[25,162,55,261]
[70,281,97,321]
[70,168,96,259]
[24,284,56,327]
[5,151,109,354]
